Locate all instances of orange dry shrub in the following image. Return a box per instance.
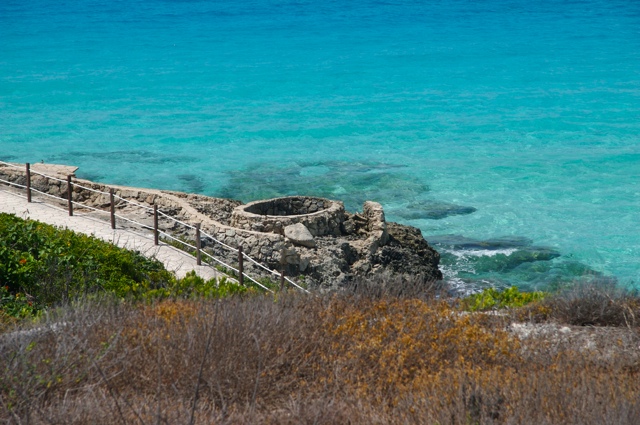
[320,297,522,405]
[147,299,199,324]
[122,299,200,339]
[117,300,203,377]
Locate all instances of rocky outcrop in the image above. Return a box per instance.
[273,201,441,288]
[374,223,442,280]
[294,217,442,288]
[0,162,443,289]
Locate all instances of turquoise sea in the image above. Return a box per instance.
[2,0,639,291]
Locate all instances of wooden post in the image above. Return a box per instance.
[153,205,159,245]
[26,163,32,203]
[238,245,244,286]
[195,223,202,266]
[109,188,116,229]
[280,247,286,291]
[67,175,73,216]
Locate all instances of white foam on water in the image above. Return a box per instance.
[444,248,520,259]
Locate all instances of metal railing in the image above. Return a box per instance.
[0,160,309,293]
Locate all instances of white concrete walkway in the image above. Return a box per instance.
[0,188,220,280]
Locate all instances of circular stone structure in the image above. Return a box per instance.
[230,196,345,237]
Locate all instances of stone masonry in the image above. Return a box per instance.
[231,196,344,237]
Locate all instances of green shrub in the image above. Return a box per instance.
[0,285,37,319]
[462,286,547,312]
[0,214,248,319]
[148,271,248,299]
[0,213,177,305]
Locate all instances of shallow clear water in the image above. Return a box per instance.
[2,0,639,291]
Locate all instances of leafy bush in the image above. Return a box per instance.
[462,286,547,312]
[146,271,248,299]
[0,285,37,320]
[0,214,247,318]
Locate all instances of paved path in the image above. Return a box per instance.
[0,188,220,280]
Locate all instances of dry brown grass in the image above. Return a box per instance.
[544,280,640,327]
[511,280,640,328]
[2,285,640,424]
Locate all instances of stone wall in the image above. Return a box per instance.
[230,196,345,237]
[161,191,241,226]
[245,196,328,216]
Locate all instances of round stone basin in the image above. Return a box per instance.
[230,196,345,237]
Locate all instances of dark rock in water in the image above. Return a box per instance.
[217,160,429,212]
[76,172,105,183]
[466,248,561,273]
[52,150,196,165]
[434,234,562,287]
[502,260,615,291]
[448,259,618,295]
[433,235,619,293]
[430,235,533,250]
[395,200,477,220]
[178,174,205,193]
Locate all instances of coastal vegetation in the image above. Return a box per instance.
[461,286,548,312]
[0,213,247,323]
[1,215,639,424]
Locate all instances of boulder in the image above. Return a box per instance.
[284,223,316,248]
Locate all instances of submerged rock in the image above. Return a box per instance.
[462,248,562,273]
[218,160,429,212]
[178,174,205,193]
[430,235,534,251]
[435,234,560,273]
[432,233,577,293]
[394,200,477,220]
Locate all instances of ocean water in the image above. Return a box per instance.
[2,0,639,291]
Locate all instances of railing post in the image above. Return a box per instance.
[153,205,159,245]
[67,175,73,216]
[280,264,286,292]
[279,247,286,291]
[195,223,202,266]
[26,163,32,203]
[109,188,116,229]
[238,245,244,286]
